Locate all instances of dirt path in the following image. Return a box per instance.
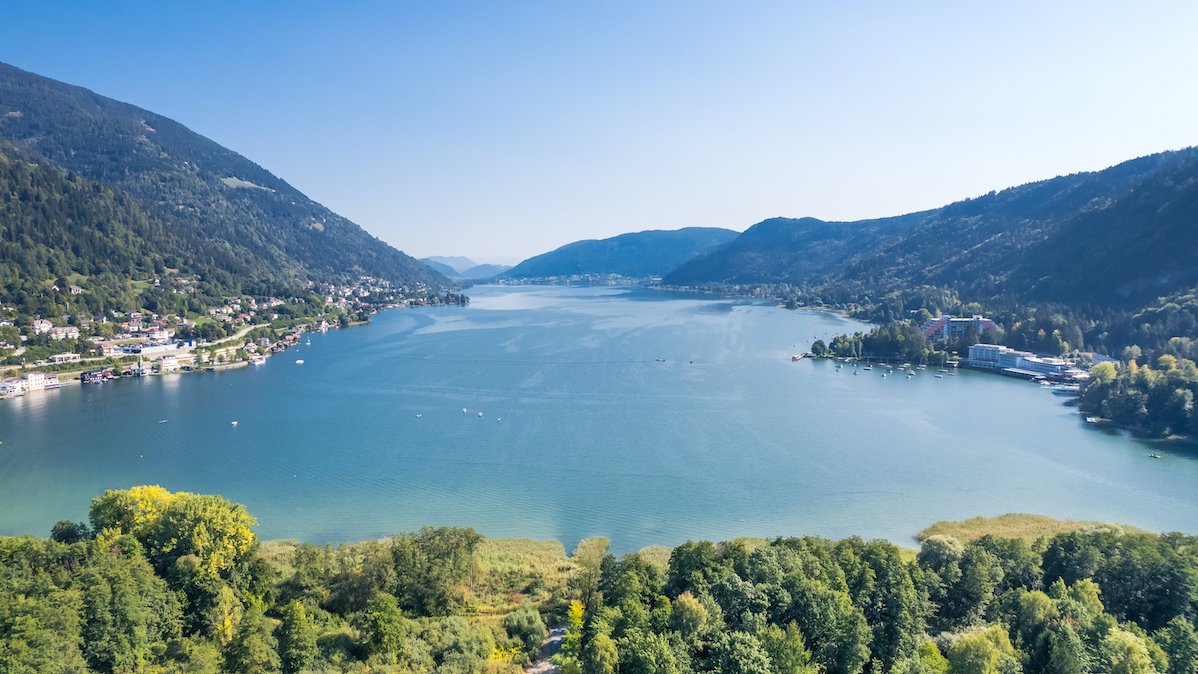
[525,626,565,674]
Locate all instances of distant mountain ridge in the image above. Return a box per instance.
[664,147,1198,309]
[0,61,446,289]
[420,257,512,280]
[503,227,739,279]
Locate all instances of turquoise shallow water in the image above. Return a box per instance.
[2,285,1196,552]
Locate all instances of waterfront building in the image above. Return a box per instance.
[21,371,45,391]
[921,314,998,341]
[967,343,1076,379]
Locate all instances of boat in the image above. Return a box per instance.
[1148,453,1162,459]
[295,359,304,364]
[477,412,483,417]
[250,356,266,365]
[1051,385,1081,396]
[791,354,803,361]
[305,339,311,345]
[231,421,238,426]
[462,408,468,413]
[1085,416,1100,424]
[935,374,944,378]
[655,358,666,362]
[158,419,168,424]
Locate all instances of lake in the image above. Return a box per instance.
[2,285,1196,552]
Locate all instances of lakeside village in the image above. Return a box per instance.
[804,313,1101,393]
[0,276,466,399]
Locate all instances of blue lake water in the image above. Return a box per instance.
[2,285,1196,552]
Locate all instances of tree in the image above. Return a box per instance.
[716,631,773,674]
[670,591,710,645]
[811,339,829,357]
[585,632,619,674]
[223,607,280,673]
[619,629,680,674]
[503,604,547,659]
[785,577,871,674]
[361,591,407,662]
[206,584,243,647]
[277,600,317,673]
[50,520,90,544]
[665,540,724,597]
[555,599,586,673]
[944,625,1019,674]
[88,485,179,536]
[1100,628,1159,674]
[142,493,258,579]
[391,526,483,616]
[758,622,818,674]
[1155,616,1198,674]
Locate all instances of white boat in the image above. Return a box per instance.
[250,356,266,365]
[231,421,238,426]
[295,359,304,364]
[477,412,483,417]
[462,408,468,413]
[416,414,422,418]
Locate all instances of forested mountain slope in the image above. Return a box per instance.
[0,140,242,314]
[0,62,445,288]
[665,214,927,286]
[664,147,1198,311]
[503,227,738,279]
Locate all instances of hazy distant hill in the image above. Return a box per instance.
[420,259,462,277]
[664,148,1198,310]
[420,258,511,280]
[459,263,510,280]
[421,256,477,273]
[503,227,739,279]
[0,62,446,289]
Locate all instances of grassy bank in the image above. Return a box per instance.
[917,513,1148,544]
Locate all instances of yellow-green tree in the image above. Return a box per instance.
[89,485,182,536]
[143,493,257,578]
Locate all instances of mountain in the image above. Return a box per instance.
[503,227,739,279]
[664,148,1198,310]
[421,256,477,273]
[421,259,461,277]
[665,214,927,286]
[1012,153,1198,305]
[0,62,446,289]
[459,263,510,279]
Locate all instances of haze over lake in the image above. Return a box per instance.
[3,285,1196,551]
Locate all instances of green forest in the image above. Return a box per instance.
[3,487,1197,673]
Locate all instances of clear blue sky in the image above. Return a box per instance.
[3,1,1196,264]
